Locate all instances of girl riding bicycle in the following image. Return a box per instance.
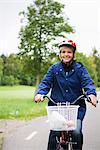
[34,39,97,150]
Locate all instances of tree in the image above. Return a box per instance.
[18,0,74,90]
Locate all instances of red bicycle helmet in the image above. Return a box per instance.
[59,39,76,52]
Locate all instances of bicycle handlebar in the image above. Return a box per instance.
[43,94,98,107]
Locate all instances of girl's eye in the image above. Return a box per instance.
[67,51,72,53]
[61,51,66,53]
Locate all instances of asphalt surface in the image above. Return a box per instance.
[2,92,100,150]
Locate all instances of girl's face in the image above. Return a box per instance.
[59,46,74,64]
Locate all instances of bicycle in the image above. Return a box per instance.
[42,94,98,150]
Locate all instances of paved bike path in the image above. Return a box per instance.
[2,93,100,150]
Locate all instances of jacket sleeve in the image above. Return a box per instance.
[36,65,54,95]
[78,64,97,96]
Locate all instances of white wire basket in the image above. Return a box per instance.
[46,105,79,131]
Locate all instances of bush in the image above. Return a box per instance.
[1,75,19,86]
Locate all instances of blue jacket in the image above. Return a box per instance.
[36,61,96,120]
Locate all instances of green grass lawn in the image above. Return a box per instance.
[0,86,47,120]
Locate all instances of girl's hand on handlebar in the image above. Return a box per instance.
[88,94,97,107]
[34,94,44,103]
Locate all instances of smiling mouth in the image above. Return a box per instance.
[63,58,70,60]
[62,58,72,63]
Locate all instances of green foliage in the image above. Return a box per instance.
[3,54,22,78]
[1,75,19,86]
[18,55,36,85]
[0,49,99,87]
[0,46,100,87]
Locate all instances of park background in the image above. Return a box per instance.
[0,1,100,149]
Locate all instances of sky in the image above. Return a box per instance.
[0,0,100,56]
